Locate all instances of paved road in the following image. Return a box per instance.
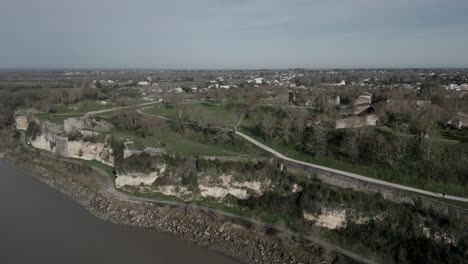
[85,101,160,117]
[235,131,468,203]
[17,132,375,264]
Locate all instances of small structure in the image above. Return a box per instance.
[254,78,264,84]
[447,112,468,130]
[335,114,378,129]
[137,81,150,86]
[14,111,30,131]
[353,94,373,115]
[326,95,341,106]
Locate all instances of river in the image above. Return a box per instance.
[0,161,242,264]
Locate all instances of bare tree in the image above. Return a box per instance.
[277,117,293,145]
[260,111,277,141]
[166,94,186,134]
[341,130,362,161]
[410,105,443,143]
[230,104,247,132]
[209,89,226,105]
[304,121,327,156]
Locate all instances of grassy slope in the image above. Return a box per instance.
[238,125,468,197]
[112,120,269,157]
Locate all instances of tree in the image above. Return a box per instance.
[0,102,14,128]
[341,130,362,161]
[209,89,226,105]
[259,111,277,141]
[172,103,186,134]
[230,104,247,132]
[277,117,293,145]
[304,122,327,156]
[95,80,102,89]
[410,105,443,143]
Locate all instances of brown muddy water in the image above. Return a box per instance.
[0,161,242,264]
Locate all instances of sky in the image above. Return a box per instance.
[1,0,468,69]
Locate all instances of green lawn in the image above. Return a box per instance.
[142,101,237,122]
[53,100,118,114]
[112,120,269,157]
[36,113,80,124]
[142,104,174,118]
[84,160,114,176]
[377,126,462,144]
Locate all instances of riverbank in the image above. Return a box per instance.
[0,130,353,264]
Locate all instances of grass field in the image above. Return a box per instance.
[112,120,269,157]
[142,101,237,121]
[36,113,80,124]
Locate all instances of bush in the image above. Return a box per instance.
[26,121,41,140]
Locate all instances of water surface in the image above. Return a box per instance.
[0,161,242,264]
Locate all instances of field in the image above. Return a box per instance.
[112,119,269,157]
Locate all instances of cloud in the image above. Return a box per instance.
[0,0,467,68]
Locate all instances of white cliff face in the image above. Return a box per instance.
[15,116,29,131]
[30,133,114,166]
[31,134,54,151]
[422,227,456,245]
[198,174,266,200]
[115,164,167,188]
[158,185,191,198]
[67,141,114,166]
[292,184,303,193]
[303,209,348,229]
[199,186,249,199]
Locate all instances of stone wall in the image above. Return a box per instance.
[335,114,378,129]
[64,117,113,134]
[15,115,29,131]
[28,119,114,166]
[282,160,468,222]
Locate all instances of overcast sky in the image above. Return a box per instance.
[1,0,468,69]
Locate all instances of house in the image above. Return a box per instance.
[137,81,150,86]
[335,114,378,129]
[447,112,468,130]
[220,85,230,89]
[353,94,373,115]
[326,95,341,106]
[254,78,264,84]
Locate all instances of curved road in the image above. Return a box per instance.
[235,131,468,203]
[85,101,160,117]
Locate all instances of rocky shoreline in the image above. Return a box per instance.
[0,132,348,264]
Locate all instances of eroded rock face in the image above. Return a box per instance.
[115,164,167,188]
[198,174,267,200]
[15,115,29,131]
[67,141,114,166]
[303,209,348,229]
[158,185,191,198]
[422,227,456,245]
[31,134,114,166]
[64,117,113,133]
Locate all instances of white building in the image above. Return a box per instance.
[254,78,264,84]
[137,81,150,86]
